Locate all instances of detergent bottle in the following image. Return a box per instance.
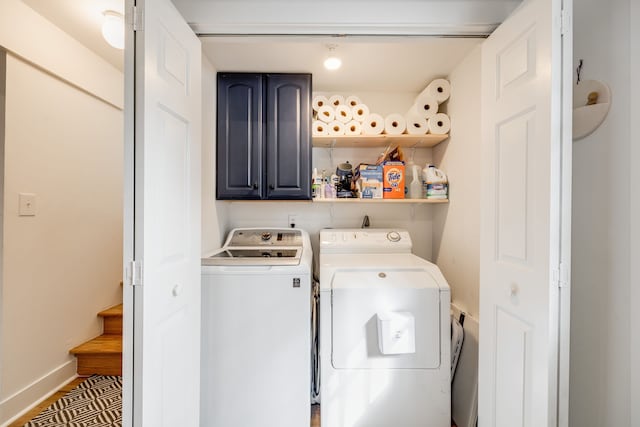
[423,164,448,199]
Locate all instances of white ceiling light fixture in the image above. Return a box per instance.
[323,44,342,71]
[101,10,124,50]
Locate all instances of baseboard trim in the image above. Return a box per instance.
[0,360,78,427]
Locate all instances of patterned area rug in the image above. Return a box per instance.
[25,375,122,427]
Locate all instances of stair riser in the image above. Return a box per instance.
[103,317,123,335]
[76,354,122,376]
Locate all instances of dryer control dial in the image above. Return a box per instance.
[386,231,401,242]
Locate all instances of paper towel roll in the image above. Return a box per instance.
[346,95,362,108]
[412,92,439,120]
[405,110,428,135]
[427,113,451,134]
[317,105,335,123]
[426,79,451,103]
[335,105,353,123]
[312,120,329,136]
[329,94,345,107]
[312,95,329,112]
[327,120,345,136]
[384,113,406,135]
[351,104,370,122]
[362,113,385,135]
[344,120,362,136]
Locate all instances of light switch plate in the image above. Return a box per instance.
[19,193,36,216]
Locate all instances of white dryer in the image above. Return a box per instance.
[201,228,312,427]
[319,229,450,427]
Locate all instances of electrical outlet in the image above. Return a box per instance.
[287,214,298,228]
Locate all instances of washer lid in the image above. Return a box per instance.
[225,228,303,247]
[201,247,302,266]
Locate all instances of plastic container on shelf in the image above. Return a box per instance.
[423,165,448,200]
[409,164,423,199]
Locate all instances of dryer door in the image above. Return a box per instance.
[331,268,441,369]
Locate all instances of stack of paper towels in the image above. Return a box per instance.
[313,94,370,136]
[312,79,451,137]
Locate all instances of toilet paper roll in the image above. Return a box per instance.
[344,120,362,136]
[317,105,335,123]
[426,79,451,103]
[412,92,439,120]
[362,113,385,135]
[427,113,451,134]
[329,94,345,107]
[334,105,353,123]
[312,95,329,112]
[384,113,407,135]
[405,110,428,135]
[345,95,362,108]
[351,104,370,122]
[312,120,329,136]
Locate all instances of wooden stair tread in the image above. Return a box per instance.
[70,335,122,355]
[98,304,123,318]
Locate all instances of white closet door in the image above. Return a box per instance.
[128,0,202,425]
[479,0,570,425]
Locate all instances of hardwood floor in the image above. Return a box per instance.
[311,404,320,426]
[8,377,85,427]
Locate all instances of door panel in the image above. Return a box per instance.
[266,74,311,199]
[217,73,262,199]
[479,0,567,426]
[132,0,201,425]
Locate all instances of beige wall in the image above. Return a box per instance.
[571,0,631,425]
[0,2,123,424]
[432,47,482,318]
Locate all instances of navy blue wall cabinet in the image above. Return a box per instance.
[217,73,311,200]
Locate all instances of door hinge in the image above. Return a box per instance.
[559,262,569,289]
[127,260,143,287]
[560,9,571,36]
[553,263,569,289]
[131,6,143,32]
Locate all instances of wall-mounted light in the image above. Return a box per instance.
[102,10,124,50]
[323,44,342,71]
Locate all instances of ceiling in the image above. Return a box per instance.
[201,36,482,93]
[20,0,485,91]
[22,0,125,71]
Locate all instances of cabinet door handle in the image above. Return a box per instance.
[253,182,258,189]
[269,184,275,190]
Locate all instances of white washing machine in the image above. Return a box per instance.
[201,228,312,427]
[319,229,451,427]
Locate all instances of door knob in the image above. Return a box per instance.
[252,182,258,189]
[507,283,519,297]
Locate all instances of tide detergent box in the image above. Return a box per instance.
[383,161,405,199]
[355,164,383,199]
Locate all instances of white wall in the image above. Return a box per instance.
[0,53,123,424]
[570,0,631,425]
[201,55,226,254]
[432,47,482,318]
[630,1,640,423]
[0,3,123,424]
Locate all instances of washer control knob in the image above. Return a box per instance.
[387,231,401,242]
[261,232,272,241]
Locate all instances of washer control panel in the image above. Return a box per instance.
[320,229,412,253]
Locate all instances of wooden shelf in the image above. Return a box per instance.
[312,198,448,204]
[312,134,449,149]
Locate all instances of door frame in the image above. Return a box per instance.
[121,2,573,426]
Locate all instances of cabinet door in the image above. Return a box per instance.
[217,73,263,199]
[265,74,311,200]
